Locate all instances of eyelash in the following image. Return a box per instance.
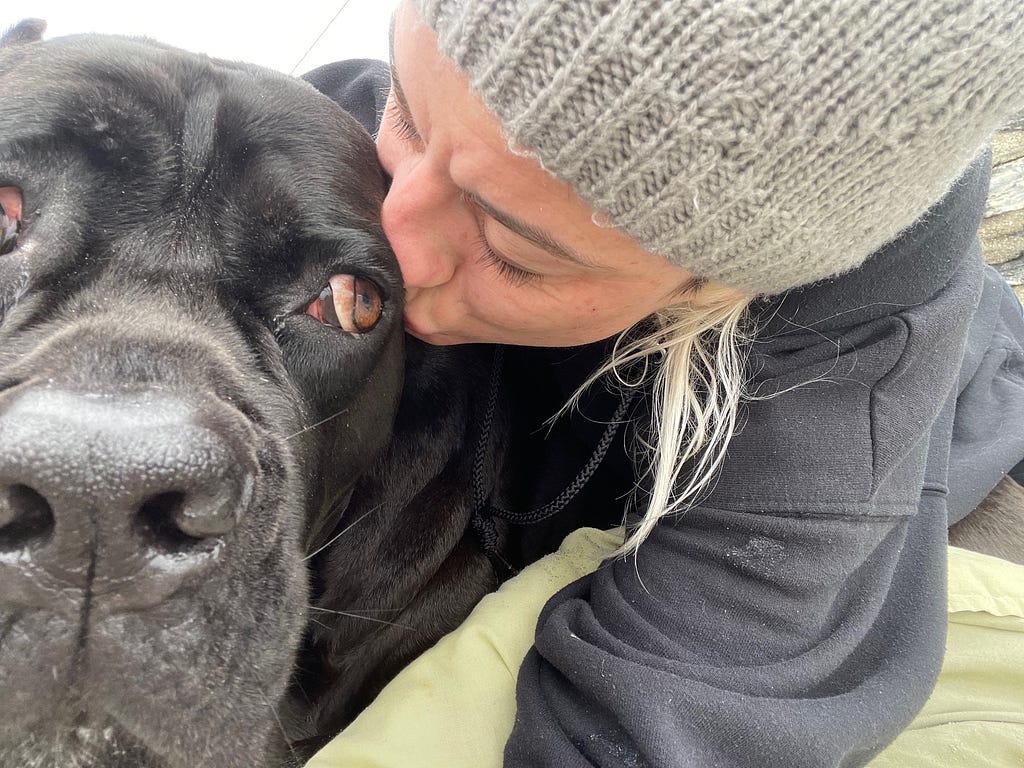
[388,99,421,144]
[474,234,542,288]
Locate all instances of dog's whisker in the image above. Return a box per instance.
[240,657,302,767]
[284,408,351,442]
[301,504,381,562]
[308,606,418,632]
[307,605,403,614]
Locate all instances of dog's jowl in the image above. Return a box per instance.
[0,22,500,768]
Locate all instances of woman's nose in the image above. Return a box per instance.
[379,158,460,291]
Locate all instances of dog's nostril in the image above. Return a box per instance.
[135,488,238,552]
[0,484,55,550]
[135,492,202,551]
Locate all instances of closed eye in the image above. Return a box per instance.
[385,95,421,144]
[474,235,542,288]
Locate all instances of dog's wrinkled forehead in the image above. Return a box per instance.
[0,33,389,264]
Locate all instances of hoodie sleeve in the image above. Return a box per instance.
[504,158,994,768]
[945,264,1024,524]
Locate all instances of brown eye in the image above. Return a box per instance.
[0,187,22,257]
[305,274,383,334]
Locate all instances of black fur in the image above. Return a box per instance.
[0,32,501,767]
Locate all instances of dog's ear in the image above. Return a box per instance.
[1,19,46,48]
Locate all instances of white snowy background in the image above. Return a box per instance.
[1,1,390,75]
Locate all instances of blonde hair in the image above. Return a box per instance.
[561,285,752,556]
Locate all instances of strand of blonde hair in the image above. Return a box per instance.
[558,286,751,556]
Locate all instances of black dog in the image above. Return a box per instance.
[0,23,503,767]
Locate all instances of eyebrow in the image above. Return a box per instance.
[465,192,604,269]
[387,13,602,272]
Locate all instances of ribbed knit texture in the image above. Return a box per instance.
[412,0,1024,294]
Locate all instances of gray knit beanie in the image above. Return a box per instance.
[411,0,1024,295]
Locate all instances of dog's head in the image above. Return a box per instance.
[0,22,404,766]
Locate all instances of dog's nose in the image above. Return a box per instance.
[0,387,256,609]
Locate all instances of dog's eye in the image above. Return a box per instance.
[305,274,383,334]
[0,187,21,257]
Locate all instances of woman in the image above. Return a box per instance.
[303,1,1024,765]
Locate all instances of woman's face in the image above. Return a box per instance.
[377,1,702,347]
